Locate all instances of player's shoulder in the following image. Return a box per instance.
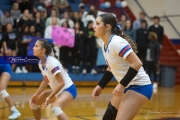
[111,35,129,45]
[47,56,59,63]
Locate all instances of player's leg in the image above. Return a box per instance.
[102,94,123,120]
[115,85,152,120]
[29,90,56,120]
[0,72,21,119]
[51,84,77,120]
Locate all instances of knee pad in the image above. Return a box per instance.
[51,107,63,117]
[0,90,9,99]
[29,100,40,110]
[103,102,118,120]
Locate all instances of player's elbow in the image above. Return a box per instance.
[136,60,142,69]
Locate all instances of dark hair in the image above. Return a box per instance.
[153,16,160,20]
[99,14,137,53]
[38,39,58,59]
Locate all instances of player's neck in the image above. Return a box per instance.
[101,33,113,45]
[40,56,48,65]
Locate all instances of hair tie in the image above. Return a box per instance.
[116,24,123,35]
[48,39,53,44]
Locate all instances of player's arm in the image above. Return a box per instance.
[114,42,142,87]
[47,72,65,99]
[97,66,114,89]
[34,80,48,95]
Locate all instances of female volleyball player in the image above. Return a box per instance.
[29,39,77,120]
[0,51,21,119]
[92,14,152,120]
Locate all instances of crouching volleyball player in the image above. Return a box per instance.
[29,39,77,120]
[0,53,21,119]
[92,14,153,120]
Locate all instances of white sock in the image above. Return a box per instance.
[10,106,17,111]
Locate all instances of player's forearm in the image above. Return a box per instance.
[35,80,48,95]
[48,82,65,99]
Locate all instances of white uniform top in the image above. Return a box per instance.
[102,35,151,87]
[38,56,73,97]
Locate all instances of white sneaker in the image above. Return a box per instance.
[8,110,21,119]
[15,67,22,73]
[91,69,97,74]
[82,69,87,74]
[153,82,158,89]
[22,66,28,73]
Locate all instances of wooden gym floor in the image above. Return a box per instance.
[0,85,180,120]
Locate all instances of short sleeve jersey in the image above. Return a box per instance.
[102,35,151,87]
[38,56,73,96]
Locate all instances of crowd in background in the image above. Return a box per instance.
[0,0,164,87]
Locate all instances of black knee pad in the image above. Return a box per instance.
[103,102,118,120]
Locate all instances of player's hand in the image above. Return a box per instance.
[112,84,125,97]
[42,97,50,109]
[30,94,39,105]
[92,85,103,98]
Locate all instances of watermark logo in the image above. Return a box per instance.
[146,109,173,115]
[0,56,40,64]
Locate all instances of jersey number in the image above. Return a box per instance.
[44,75,49,83]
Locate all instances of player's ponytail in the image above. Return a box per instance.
[114,25,138,53]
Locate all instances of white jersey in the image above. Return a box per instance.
[38,56,73,97]
[102,35,151,87]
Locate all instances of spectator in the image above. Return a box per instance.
[0,9,4,22]
[79,3,88,27]
[118,15,127,30]
[44,17,60,58]
[19,0,32,13]
[133,11,146,30]
[33,0,46,12]
[45,8,61,27]
[149,16,164,45]
[1,10,14,29]
[60,12,74,28]
[10,2,21,28]
[16,25,31,73]
[84,5,96,27]
[124,20,136,42]
[53,0,69,18]
[17,9,32,31]
[40,8,48,23]
[32,12,45,35]
[71,22,84,73]
[136,20,149,69]
[0,25,5,53]
[29,25,36,36]
[72,11,84,30]
[82,21,97,74]
[59,21,71,70]
[145,32,160,89]
[3,23,18,71]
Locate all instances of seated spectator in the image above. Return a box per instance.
[149,16,164,46]
[83,5,96,27]
[118,14,127,30]
[1,11,14,29]
[133,11,147,30]
[53,0,69,18]
[45,8,61,27]
[40,8,48,23]
[60,12,74,28]
[124,20,136,42]
[33,0,46,12]
[10,2,21,28]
